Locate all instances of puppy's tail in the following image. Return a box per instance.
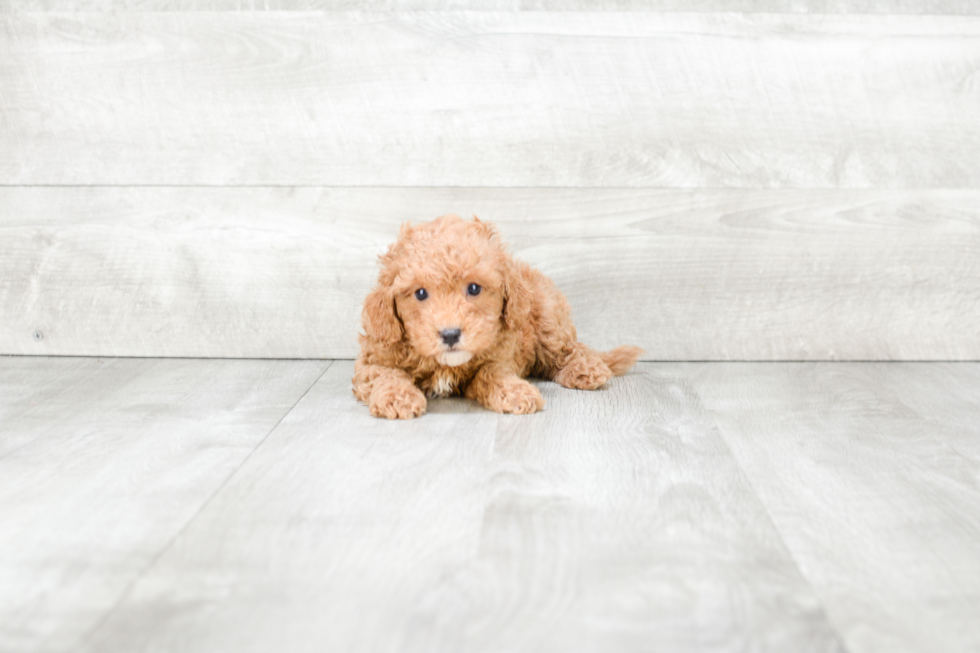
[600,345,644,376]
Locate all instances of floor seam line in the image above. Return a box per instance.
[74,359,335,651]
[686,372,854,653]
[473,410,503,559]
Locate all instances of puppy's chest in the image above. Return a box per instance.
[423,368,465,398]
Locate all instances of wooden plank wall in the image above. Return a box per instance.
[2,3,979,359]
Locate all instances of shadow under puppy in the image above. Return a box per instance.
[353,214,642,419]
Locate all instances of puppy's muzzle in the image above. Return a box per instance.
[437,328,471,367]
[440,328,462,348]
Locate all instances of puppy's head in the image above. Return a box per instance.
[363,214,513,367]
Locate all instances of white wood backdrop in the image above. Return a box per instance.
[7,1,980,11]
[5,12,980,187]
[2,6,979,359]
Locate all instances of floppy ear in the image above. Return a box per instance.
[361,284,402,347]
[502,258,534,333]
[361,231,410,347]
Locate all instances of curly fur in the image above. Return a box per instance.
[353,214,643,419]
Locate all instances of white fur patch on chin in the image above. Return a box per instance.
[438,350,473,367]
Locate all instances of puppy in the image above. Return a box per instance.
[353,214,642,419]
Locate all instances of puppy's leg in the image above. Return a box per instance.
[353,364,427,419]
[552,343,613,391]
[465,364,545,415]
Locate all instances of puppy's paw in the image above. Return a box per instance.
[554,356,612,391]
[369,386,427,420]
[483,379,545,415]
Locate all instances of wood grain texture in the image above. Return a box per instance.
[8,359,980,652]
[7,1,980,12]
[78,360,843,653]
[438,365,842,652]
[4,12,980,187]
[687,362,980,653]
[79,361,504,653]
[0,356,329,653]
[3,187,979,360]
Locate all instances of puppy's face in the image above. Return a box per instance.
[389,216,507,367]
[395,276,504,366]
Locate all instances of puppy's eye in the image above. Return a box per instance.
[466,283,482,296]
[414,288,428,301]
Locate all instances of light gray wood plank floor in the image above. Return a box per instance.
[0,357,331,653]
[4,358,979,652]
[685,362,980,653]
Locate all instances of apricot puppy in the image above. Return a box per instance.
[353,214,642,419]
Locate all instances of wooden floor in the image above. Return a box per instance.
[3,358,979,652]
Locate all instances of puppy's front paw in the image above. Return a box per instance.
[370,386,427,419]
[483,379,545,415]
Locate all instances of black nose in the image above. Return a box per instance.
[440,328,462,347]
